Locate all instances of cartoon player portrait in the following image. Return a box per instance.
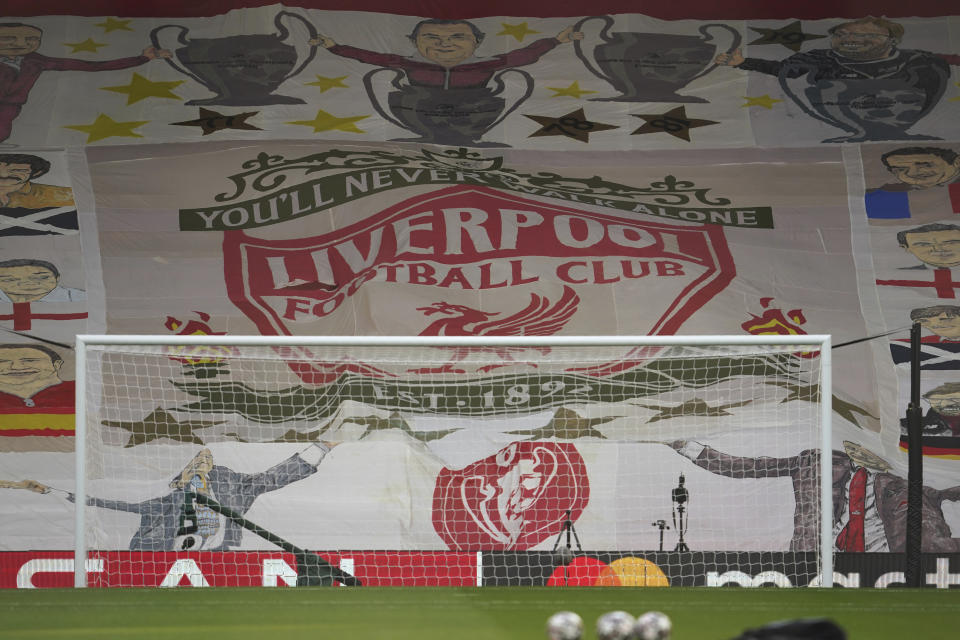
[890,305,960,369]
[0,22,171,143]
[875,224,960,301]
[0,154,72,208]
[865,147,960,223]
[899,382,960,457]
[879,147,960,190]
[0,153,77,236]
[715,17,960,142]
[0,258,85,302]
[311,19,583,146]
[669,439,960,552]
[0,342,72,415]
[913,305,960,340]
[896,223,960,270]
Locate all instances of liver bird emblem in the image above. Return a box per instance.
[412,286,580,373]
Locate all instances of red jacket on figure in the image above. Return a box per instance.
[0,52,149,141]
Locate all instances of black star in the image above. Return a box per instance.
[765,381,819,404]
[631,106,717,141]
[764,381,877,428]
[748,20,826,52]
[506,407,613,440]
[350,412,459,443]
[171,107,262,135]
[525,108,618,143]
[633,398,752,423]
[102,408,223,447]
[269,428,329,443]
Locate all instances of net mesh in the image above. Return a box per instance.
[78,339,826,587]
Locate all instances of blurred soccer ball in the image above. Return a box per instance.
[634,611,672,640]
[596,611,636,640]
[546,611,584,640]
[554,544,576,565]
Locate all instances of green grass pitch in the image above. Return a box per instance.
[1,587,958,640]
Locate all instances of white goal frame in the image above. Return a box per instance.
[74,334,832,588]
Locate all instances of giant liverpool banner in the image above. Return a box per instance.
[1,3,960,582]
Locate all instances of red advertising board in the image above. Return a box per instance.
[1,551,479,588]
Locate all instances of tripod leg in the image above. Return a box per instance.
[570,523,583,551]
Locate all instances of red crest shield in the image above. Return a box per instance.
[432,441,589,551]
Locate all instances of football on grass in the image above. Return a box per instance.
[546,611,584,640]
[596,610,636,640]
[634,611,672,640]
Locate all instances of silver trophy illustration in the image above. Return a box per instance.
[574,15,740,102]
[363,67,533,147]
[778,62,949,143]
[150,10,318,106]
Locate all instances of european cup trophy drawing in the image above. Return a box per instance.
[777,63,949,143]
[574,15,740,103]
[363,67,534,147]
[150,10,318,106]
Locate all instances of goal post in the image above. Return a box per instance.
[74,334,832,588]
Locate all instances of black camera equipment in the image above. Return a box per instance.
[651,519,670,552]
[551,509,583,585]
[552,509,583,559]
[671,473,690,552]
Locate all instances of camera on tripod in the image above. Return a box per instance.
[671,473,690,552]
[671,474,689,505]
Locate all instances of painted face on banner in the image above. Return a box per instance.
[0,162,34,189]
[415,23,479,67]
[0,264,59,301]
[171,448,215,490]
[842,440,891,472]
[885,154,960,188]
[0,25,42,57]
[915,309,960,339]
[0,346,62,389]
[432,441,589,550]
[903,230,960,268]
[924,390,960,416]
[830,22,894,60]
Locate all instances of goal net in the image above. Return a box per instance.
[74,335,832,588]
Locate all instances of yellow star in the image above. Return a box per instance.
[305,75,350,92]
[64,38,108,53]
[547,81,597,99]
[950,82,960,102]
[287,109,368,133]
[96,17,134,33]
[64,113,149,143]
[497,22,540,42]
[100,73,184,105]
[741,94,784,109]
